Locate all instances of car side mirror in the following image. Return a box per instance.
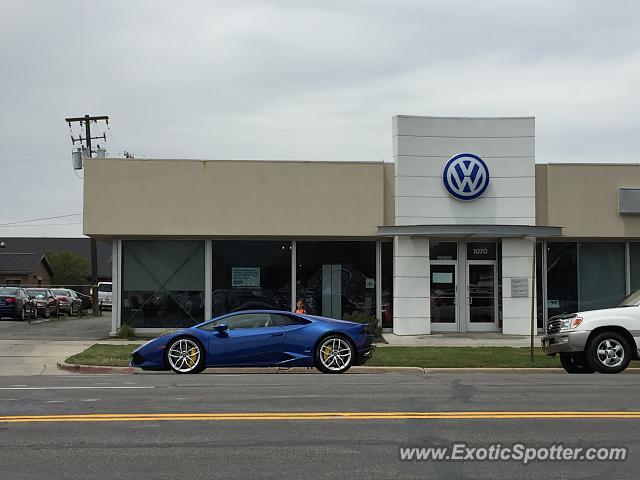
[214,324,228,333]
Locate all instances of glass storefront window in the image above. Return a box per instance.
[212,240,291,317]
[536,242,543,328]
[577,242,625,311]
[547,242,625,318]
[296,241,376,321]
[546,242,577,318]
[381,242,393,329]
[121,240,205,328]
[630,243,640,292]
[429,241,457,260]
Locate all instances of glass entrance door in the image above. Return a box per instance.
[430,263,458,331]
[466,262,497,331]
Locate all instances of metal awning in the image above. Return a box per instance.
[377,224,563,238]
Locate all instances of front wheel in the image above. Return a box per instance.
[315,336,354,374]
[166,338,205,374]
[45,307,50,319]
[586,332,631,374]
[559,353,594,374]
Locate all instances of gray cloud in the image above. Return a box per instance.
[1,0,639,236]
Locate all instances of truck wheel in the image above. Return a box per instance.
[559,353,594,374]
[586,332,631,374]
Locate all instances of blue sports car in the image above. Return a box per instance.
[130,310,376,374]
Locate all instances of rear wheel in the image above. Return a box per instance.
[315,335,354,374]
[69,305,75,316]
[559,353,594,374]
[586,332,631,374]
[166,338,205,374]
[45,307,50,319]
[20,307,26,321]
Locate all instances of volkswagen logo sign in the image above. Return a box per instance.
[442,153,490,201]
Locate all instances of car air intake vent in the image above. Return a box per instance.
[546,319,562,335]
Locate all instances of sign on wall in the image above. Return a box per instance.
[511,278,529,298]
[232,267,261,288]
[442,153,490,201]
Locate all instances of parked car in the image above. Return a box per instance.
[131,310,375,374]
[0,287,37,321]
[97,282,112,311]
[25,288,60,318]
[51,288,82,316]
[542,289,640,374]
[74,290,93,311]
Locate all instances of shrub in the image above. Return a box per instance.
[342,311,382,338]
[116,323,136,340]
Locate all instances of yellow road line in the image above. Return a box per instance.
[2,411,640,423]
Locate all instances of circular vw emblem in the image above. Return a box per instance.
[442,153,490,201]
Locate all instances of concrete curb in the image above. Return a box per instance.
[56,361,138,375]
[57,362,640,375]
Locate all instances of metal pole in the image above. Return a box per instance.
[531,239,536,362]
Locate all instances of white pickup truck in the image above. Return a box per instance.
[542,290,640,374]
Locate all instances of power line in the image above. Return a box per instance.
[0,213,82,226]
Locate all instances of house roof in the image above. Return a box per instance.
[0,253,53,276]
[0,237,111,279]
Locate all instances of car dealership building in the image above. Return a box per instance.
[83,116,640,336]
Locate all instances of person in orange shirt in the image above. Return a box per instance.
[295,299,307,314]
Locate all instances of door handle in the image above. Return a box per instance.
[270,332,284,337]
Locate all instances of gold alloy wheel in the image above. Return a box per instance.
[167,338,202,373]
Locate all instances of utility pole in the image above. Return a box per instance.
[65,114,109,317]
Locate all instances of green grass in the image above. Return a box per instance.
[65,343,640,369]
[367,346,562,368]
[66,344,139,367]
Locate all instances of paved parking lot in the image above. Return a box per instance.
[0,313,111,375]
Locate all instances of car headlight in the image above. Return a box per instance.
[559,316,583,331]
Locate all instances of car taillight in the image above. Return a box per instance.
[59,296,68,302]
[5,297,16,304]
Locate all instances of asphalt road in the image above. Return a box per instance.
[1,372,639,479]
[0,313,111,340]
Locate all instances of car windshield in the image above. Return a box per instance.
[0,288,19,295]
[52,289,70,295]
[617,289,640,307]
[98,284,112,293]
[27,289,48,298]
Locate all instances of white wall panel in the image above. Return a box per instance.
[395,136,534,158]
[393,116,534,138]
[395,156,535,178]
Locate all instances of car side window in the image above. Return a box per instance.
[211,313,271,330]
[269,314,297,327]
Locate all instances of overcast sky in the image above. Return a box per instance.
[1,0,639,237]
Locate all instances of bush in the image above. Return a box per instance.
[115,323,136,340]
[342,311,382,338]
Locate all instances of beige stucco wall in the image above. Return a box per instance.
[84,159,389,238]
[539,163,640,238]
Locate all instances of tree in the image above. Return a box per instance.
[46,251,90,286]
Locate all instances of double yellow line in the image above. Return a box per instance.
[2,411,640,423]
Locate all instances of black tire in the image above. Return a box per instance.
[45,307,50,319]
[559,353,594,374]
[55,306,60,318]
[31,307,37,320]
[20,307,26,322]
[586,332,632,374]
[165,337,206,374]
[315,335,354,374]
[69,305,75,316]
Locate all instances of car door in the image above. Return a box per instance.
[206,312,286,366]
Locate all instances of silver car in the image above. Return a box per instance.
[542,290,640,374]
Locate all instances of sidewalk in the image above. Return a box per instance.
[0,339,96,376]
[381,332,541,347]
